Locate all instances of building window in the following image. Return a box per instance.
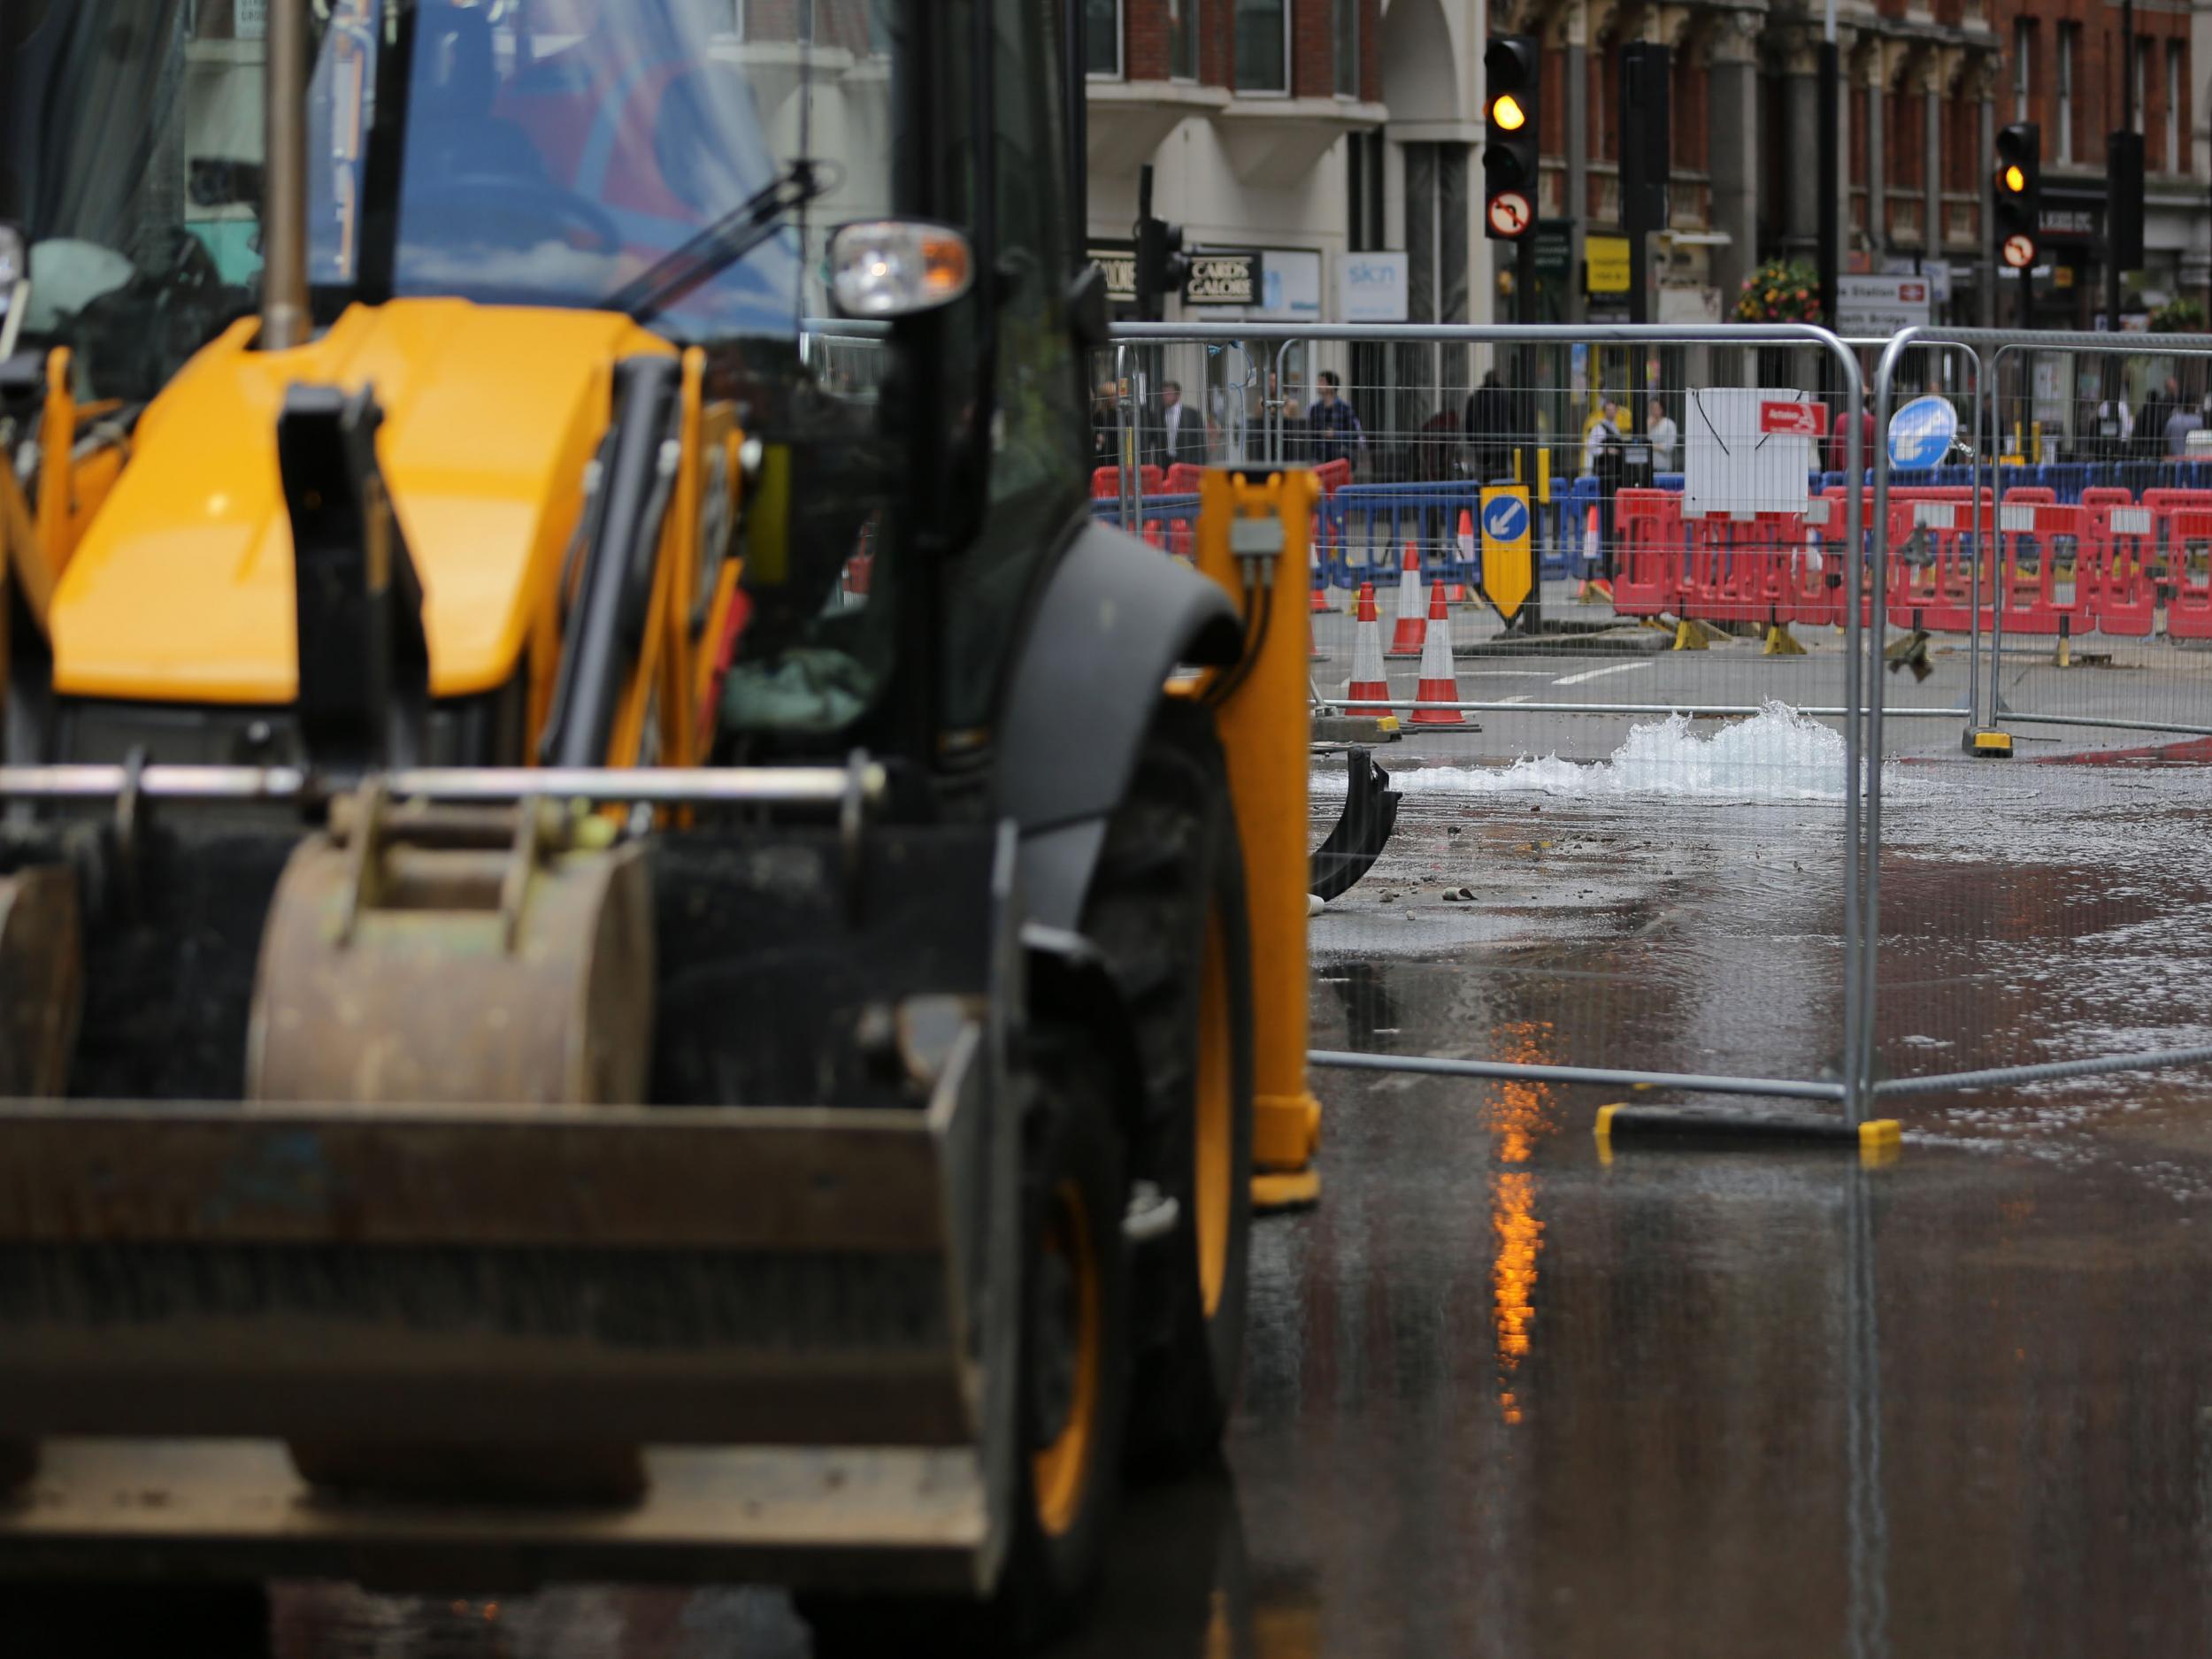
[2169,46,2184,173]
[1086,0,1121,78]
[2013,20,2031,122]
[2135,37,2148,135]
[1333,0,1357,97]
[1235,0,1288,94]
[1170,0,1200,81]
[2056,24,2077,164]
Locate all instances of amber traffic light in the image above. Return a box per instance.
[1993,122,2039,270]
[1484,35,1540,242]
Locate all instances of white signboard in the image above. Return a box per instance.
[1259,250,1321,319]
[1684,388,1815,519]
[236,0,268,39]
[1836,273,1933,336]
[1337,252,1408,323]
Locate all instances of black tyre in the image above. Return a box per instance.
[0,1581,272,1656]
[1084,701,1255,1473]
[804,1025,1130,1655]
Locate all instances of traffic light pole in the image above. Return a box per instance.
[1517,234,1541,634]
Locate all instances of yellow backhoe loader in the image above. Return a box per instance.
[0,0,1325,1648]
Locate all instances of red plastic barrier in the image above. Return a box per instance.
[1610,489,1683,618]
[1681,513,1805,624]
[2081,485,2134,511]
[2087,502,2158,636]
[1315,458,1354,494]
[1885,500,1984,632]
[1993,501,2091,636]
[1092,465,1166,500]
[1164,463,1207,495]
[2163,505,2212,639]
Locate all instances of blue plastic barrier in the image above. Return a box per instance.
[1334,481,1488,590]
[2039,463,2089,503]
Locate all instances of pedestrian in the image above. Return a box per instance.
[1582,398,1623,476]
[1149,379,1208,471]
[1091,380,1124,471]
[2085,394,2132,465]
[2164,394,2202,457]
[1307,369,1363,472]
[1826,405,1877,477]
[1646,396,1678,472]
[1463,369,1513,484]
[2129,379,2170,462]
[1586,400,1626,574]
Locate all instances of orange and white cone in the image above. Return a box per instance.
[1408,581,1468,726]
[1450,509,1477,605]
[1576,503,1603,600]
[1387,542,1427,657]
[1310,539,1332,612]
[1342,583,1394,718]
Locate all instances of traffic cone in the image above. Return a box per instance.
[1310,540,1332,612]
[1576,503,1604,602]
[1386,543,1427,657]
[1342,583,1394,718]
[1450,509,1477,605]
[1408,581,1468,727]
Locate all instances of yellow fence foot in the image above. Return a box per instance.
[1964,728,2015,758]
[1763,623,1807,657]
[1253,1092,1321,1215]
[1671,618,1709,651]
[1252,1169,1322,1212]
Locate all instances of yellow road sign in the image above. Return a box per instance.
[1479,485,1533,622]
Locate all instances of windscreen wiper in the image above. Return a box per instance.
[604,160,839,324]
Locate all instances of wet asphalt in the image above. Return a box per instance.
[251,651,2212,1656]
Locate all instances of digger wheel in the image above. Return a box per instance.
[1086,700,1255,1472]
[803,1025,1129,1655]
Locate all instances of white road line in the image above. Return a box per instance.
[1499,695,1532,704]
[1552,662,1655,687]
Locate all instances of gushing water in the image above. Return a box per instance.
[1316,701,1848,801]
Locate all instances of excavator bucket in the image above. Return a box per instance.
[1309,747,1401,902]
[0,778,1024,1596]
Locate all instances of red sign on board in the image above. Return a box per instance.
[1759,401,1830,438]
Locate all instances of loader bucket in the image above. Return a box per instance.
[1309,747,1400,902]
[0,803,1024,1596]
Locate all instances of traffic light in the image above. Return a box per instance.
[1483,35,1540,242]
[2108,129,2145,272]
[1993,122,2040,272]
[1132,163,1187,321]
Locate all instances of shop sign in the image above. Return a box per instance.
[1184,250,1262,307]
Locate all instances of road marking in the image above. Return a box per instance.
[1552,662,1655,687]
[1499,695,1532,704]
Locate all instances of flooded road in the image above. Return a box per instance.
[230,712,2212,1655]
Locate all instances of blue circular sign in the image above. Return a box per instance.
[1482,495,1530,541]
[1888,395,1959,471]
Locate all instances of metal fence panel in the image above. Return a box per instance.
[1103,321,1875,1117]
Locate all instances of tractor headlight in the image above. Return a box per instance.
[829,220,973,319]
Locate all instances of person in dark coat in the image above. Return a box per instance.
[1148,379,1208,470]
[1463,370,1513,484]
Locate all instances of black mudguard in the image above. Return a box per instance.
[1309,748,1400,902]
[1000,521,1242,932]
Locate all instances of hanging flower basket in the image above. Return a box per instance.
[1734,257,1824,326]
[2148,296,2208,335]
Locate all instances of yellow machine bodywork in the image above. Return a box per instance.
[30,300,741,765]
[1189,468,1325,1209]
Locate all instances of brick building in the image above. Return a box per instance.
[1086,0,2205,342]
